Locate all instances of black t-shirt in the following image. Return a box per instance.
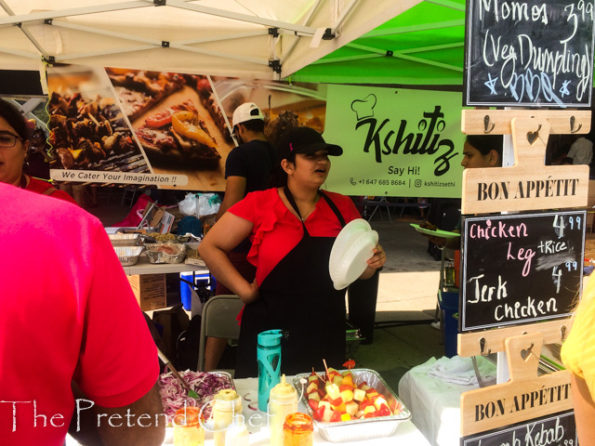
[224,139,275,193]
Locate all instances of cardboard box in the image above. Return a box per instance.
[127,274,167,311]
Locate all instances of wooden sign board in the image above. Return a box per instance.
[461,410,577,446]
[463,0,595,107]
[461,109,591,135]
[461,210,585,332]
[458,318,573,357]
[461,333,573,437]
[462,117,589,214]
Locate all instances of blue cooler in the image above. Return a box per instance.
[439,290,459,358]
[179,272,212,310]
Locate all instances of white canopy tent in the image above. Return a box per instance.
[0,0,421,81]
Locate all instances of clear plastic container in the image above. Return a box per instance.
[283,412,313,446]
[173,406,204,446]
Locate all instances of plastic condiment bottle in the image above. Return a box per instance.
[283,412,313,446]
[257,329,283,412]
[212,389,241,446]
[268,374,298,446]
[224,414,249,446]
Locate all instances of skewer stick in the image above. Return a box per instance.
[322,358,331,382]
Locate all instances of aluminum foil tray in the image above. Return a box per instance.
[108,233,141,246]
[293,368,411,442]
[145,243,186,264]
[113,246,143,266]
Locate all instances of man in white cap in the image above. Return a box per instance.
[217,102,274,217]
[206,102,275,370]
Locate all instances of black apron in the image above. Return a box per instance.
[235,187,347,378]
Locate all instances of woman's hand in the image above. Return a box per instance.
[359,244,386,279]
[367,244,386,270]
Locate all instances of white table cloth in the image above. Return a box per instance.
[68,376,431,445]
[398,356,497,446]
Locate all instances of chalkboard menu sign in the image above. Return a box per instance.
[461,210,585,331]
[461,410,577,446]
[464,0,595,107]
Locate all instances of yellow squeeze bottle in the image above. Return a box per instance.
[213,389,241,446]
[268,375,298,446]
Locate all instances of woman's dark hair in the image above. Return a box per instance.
[466,134,503,157]
[0,98,30,140]
[267,111,300,187]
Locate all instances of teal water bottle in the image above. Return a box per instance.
[257,329,283,412]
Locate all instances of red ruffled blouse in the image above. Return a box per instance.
[229,188,361,284]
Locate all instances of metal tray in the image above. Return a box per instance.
[145,243,186,264]
[108,233,142,246]
[113,246,144,266]
[293,368,411,442]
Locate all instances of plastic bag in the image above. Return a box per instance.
[178,193,198,216]
[197,193,221,217]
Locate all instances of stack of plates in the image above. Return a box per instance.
[329,219,378,290]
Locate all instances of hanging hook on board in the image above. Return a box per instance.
[526,124,542,144]
[570,115,583,133]
[479,337,491,356]
[483,115,495,133]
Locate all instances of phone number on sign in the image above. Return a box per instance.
[354,179,407,186]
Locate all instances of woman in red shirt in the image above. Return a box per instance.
[199,127,386,377]
[0,99,76,204]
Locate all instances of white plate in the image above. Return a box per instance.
[329,220,369,278]
[329,219,378,290]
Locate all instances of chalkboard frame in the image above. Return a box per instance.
[463,0,595,108]
[461,210,585,332]
[460,410,577,446]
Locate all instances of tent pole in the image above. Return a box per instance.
[280,0,323,65]
[52,20,163,46]
[343,41,463,74]
[177,31,268,45]
[399,42,464,54]
[423,0,466,12]
[0,47,40,59]
[393,53,463,73]
[53,45,157,62]
[0,2,149,27]
[334,0,359,31]
[166,0,317,36]
[54,20,267,46]
[364,20,464,37]
[169,43,267,66]
[310,53,382,66]
[52,44,268,67]
[0,0,49,60]
[51,20,268,66]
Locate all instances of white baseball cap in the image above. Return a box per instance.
[232,102,264,127]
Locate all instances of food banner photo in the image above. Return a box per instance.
[47,65,326,190]
[323,84,465,198]
[46,65,168,186]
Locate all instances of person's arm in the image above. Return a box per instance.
[216,176,247,220]
[198,211,258,303]
[69,382,164,446]
[73,219,164,445]
[359,244,386,280]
